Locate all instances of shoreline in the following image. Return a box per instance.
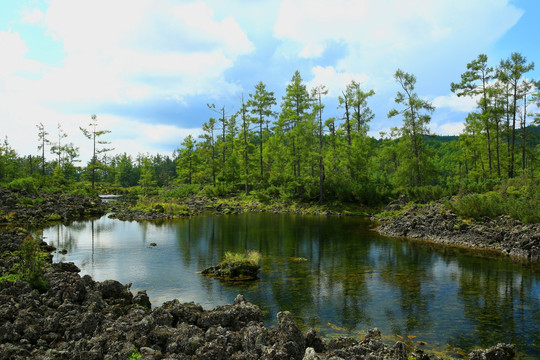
[374,201,540,262]
[0,188,534,358]
[0,227,516,359]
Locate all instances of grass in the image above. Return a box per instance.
[223,250,261,266]
[130,200,191,216]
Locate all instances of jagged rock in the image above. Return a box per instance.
[304,329,325,353]
[468,343,515,360]
[97,280,133,304]
[0,214,520,359]
[133,290,151,309]
[276,311,305,360]
[303,347,320,360]
[377,201,540,261]
[202,261,260,280]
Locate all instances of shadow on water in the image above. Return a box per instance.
[43,213,540,358]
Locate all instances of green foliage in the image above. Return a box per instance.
[16,232,49,291]
[203,183,235,198]
[2,66,540,211]
[130,200,190,216]
[127,347,142,360]
[7,177,39,194]
[0,273,21,283]
[223,250,261,266]
[397,185,448,203]
[447,179,540,223]
[162,184,201,200]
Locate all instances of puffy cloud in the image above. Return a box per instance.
[274,0,523,93]
[274,0,521,57]
[0,30,43,79]
[1,0,254,158]
[21,7,45,25]
[31,0,254,104]
[306,65,370,97]
[432,93,479,113]
[438,122,465,135]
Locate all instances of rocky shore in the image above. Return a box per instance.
[0,229,426,360]
[376,199,540,262]
[0,230,516,360]
[0,188,520,359]
[0,188,106,227]
[107,194,336,222]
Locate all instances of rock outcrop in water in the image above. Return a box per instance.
[376,201,540,261]
[202,262,260,281]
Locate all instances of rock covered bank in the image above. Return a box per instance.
[0,227,420,360]
[376,200,540,261]
[0,231,516,360]
[0,188,106,227]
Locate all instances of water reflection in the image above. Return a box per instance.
[44,213,540,357]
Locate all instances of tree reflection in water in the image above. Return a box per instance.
[44,213,540,357]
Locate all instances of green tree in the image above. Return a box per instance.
[114,153,135,187]
[247,81,276,181]
[451,54,495,174]
[139,157,156,190]
[238,95,254,195]
[36,122,50,177]
[208,104,230,183]
[311,84,328,204]
[0,137,19,182]
[276,70,313,195]
[350,81,375,135]
[80,114,113,189]
[338,84,353,146]
[50,123,68,167]
[497,53,535,178]
[388,69,435,186]
[199,118,217,186]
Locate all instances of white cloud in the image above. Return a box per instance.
[432,93,479,113]
[275,0,521,57]
[0,0,252,159]
[439,122,465,135]
[21,7,45,25]
[306,65,370,97]
[35,0,254,104]
[0,30,43,79]
[274,0,523,94]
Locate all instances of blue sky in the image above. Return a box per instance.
[1,0,539,162]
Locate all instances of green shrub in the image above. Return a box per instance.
[447,190,539,224]
[7,177,39,194]
[0,273,21,283]
[16,232,49,291]
[162,184,200,200]
[128,347,142,360]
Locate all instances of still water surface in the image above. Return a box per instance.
[43,213,540,357]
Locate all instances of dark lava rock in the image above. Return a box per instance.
[468,343,515,360]
[0,209,518,359]
[0,188,106,227]
[202,262,260,281]
[376,201,540,262]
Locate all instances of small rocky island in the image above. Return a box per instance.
[202,251,261,280]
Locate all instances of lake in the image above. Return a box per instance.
[43,213,540,358]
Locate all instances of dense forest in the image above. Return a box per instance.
[1,53,539,213]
